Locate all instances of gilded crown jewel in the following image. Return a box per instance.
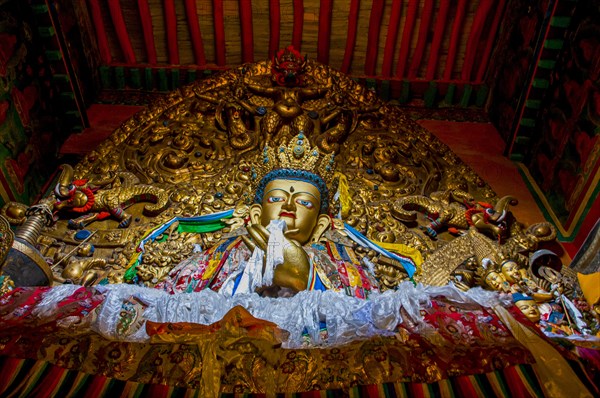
[250,133,337,213]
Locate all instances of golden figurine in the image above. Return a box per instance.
[513,293,542,323]
[500,259,522,284]
[475,258,508,291]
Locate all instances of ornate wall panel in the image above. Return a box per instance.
[0,1,67,206]
[513,0,600,242]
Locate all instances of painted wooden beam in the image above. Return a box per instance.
[137,0,157,64]
[317,0,333,64]
[185,0,206,66]
[164,0,179,65]
[107,0,136,63]
[341,0,360,74]
[239,0,254,63]
[268,0,281,57]
[88,0,112,63]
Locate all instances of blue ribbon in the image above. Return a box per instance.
[343,223,417,278]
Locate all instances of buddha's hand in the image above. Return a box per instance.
[242,223,310,292]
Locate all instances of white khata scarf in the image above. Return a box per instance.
[221,219,288,295]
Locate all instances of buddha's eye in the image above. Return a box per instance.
[267,196,285,203]
[295,198,314,208]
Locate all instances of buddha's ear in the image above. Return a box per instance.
[249,204,262,225]
[309,214,331,244]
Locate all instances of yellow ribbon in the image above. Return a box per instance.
[577,272,600,308]
[493,305,593,398]
[335,172,352,218]
[373,240,423,274]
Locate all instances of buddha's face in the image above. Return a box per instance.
[501,261,521,283]
[515,300,541,323]
[485,271,506,290]
[259,179,323,244]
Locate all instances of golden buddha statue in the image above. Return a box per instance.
[156,133,389,298]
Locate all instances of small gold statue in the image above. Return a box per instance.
[513,293,541,323]
[475,258,508,291]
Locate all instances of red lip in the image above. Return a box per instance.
[279,211,296,219]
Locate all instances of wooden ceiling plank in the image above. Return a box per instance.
[443,0,468,81]
[381,0,403,78]
[107,0,136,63]
[341,0,360,74]
[184,0,206,66]
[395,0,418,78]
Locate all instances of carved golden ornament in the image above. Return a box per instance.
[12,56,554,288]
[0,275,14,295]
[260,134,335,186]
[0,202,28,225]
[0,215,14,265]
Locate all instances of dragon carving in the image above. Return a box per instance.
[52,165,170,229]
[392,190,518,241]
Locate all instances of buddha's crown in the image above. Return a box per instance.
[250,133,336,213]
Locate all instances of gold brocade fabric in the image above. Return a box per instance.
[0,288,536,395]
[0,316,533,395]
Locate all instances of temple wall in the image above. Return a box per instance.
[524,0,600,245]
[0,1,60,206]
[488,0,600,247]
[0,0,96,207]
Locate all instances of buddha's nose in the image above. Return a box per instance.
[282,196,296,211]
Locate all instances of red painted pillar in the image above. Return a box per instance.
[107,0,136,63]
[164,0,179,65]
[137,0,157,64]
[88,0,112,63]
[292,0,304,51]
[213,0,226,65]
[239,0,254,63]
[185,0,206,66]
[395,0,418,78]
[341,0,360,74]
[317,0,333,64]
[381,0,403,78]
[269,0,281,57]
[364,0,385,76]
